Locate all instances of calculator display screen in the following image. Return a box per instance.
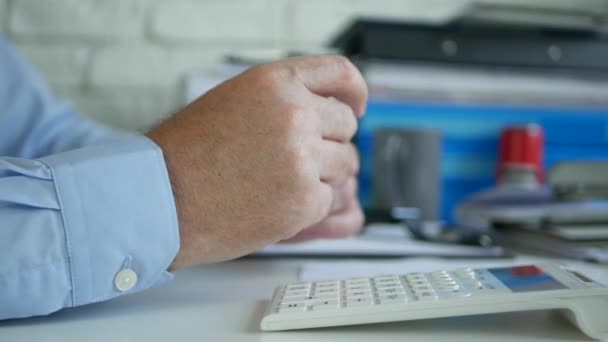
[488,266,567,292]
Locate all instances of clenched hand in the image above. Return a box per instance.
[146,55,368,269]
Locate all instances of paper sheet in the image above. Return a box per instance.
[299,257,608,286]
[258,224,503,257]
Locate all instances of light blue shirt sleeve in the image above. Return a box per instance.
[0,35,180,319]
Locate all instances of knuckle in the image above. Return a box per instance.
[292,186,324,224]
[279,106,314,144]
[282,103,307,129]
[283,144,316,194]
[245,64,284,90]
[333,55,360,86]
[299,187,319,211]
[283,143,307,175]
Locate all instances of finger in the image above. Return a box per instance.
[318,140,358,185]
[308,181,334,227]
[280,199,364,243]
[314,95,358,143]
[284,55,368,116]
[331,176,358,213]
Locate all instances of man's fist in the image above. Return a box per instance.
[146,55,368,269]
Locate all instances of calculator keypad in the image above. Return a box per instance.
[272,268,510,313]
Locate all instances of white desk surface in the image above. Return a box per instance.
[0,257,598,342]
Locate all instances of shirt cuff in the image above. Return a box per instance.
[40,135,179,306]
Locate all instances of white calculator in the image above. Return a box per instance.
[260,264,608,340]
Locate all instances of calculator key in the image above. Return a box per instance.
[284,285,308,292]
[309,294,340,301]
[373,275,400,281]
[415,291,438,301]
[281,296,310,304]
[410,280,430,286]
[405,272,425,279]
[346,297,374,307]
[286,283,310,291]
[346,290,372,297]
[279,303,308,313]
[314,288,340,295]
[377,288,405,295]
[378,293,408,303]
[310,300,340,311]
[346,284,371,291]
[283,290,309,298]
[412,285,433,292]
[454,269,475,278]
[315,286,339,293]
[346,289,373,297]
[346,291,373,298]
[428,271,450,278]
[282,294,338,303]
[315,281,341,288]
[436,280,459,287]
[375,277,401,283]
[437,284,460,291]
[345,278,370,285]
[413,286,435,293]
[434,277,454,283]
[375,282,402,289]
[435,275,455,282]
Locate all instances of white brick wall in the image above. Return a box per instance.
[150,0,287,44]
[289,0,467,45]
[58,87,178,131]
[10,0,146,40]
[1,0,606,130]
[89,45,232,89]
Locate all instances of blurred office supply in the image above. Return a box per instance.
[373,129,441,222]
[332,19,608,70]
[497,124,544,188]
[550,162,608,200]
[331,18,608,225]
[257,223,503,258]
[490,226,608,263]
[455,126,608,262]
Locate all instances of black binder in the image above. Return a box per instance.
[331,19,608,72]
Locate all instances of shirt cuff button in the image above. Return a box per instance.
[114,268,138,292]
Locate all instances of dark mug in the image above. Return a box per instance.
[373,128,442,222]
